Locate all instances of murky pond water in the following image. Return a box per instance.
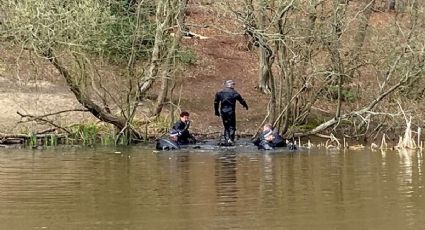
[0,145,424,230]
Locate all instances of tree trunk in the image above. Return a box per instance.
[258,48,272,94]
[276,1,295,133]
[139,0,174,94]
[350,0,375,64]
[257,0,272,94]
[268,61,276,123]
[388,0,396,10]
[44,49,142,140]
[329,0,347,118]
[153,0,186,116]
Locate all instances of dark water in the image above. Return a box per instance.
[0,145,424,230]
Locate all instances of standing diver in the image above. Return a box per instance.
[214,80,248,145]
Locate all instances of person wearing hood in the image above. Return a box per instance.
[214,80,248,145]
[156,129,181,150]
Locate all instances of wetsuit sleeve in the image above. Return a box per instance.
[236,93,248,110]
[253,135,261,146]
[214,93,220,115]
[172,121,187,134]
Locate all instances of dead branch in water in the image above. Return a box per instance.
[395,103,416,149]
[294,57,412,139]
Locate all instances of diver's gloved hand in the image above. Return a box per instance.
[215,111,220,117]
[244,105,249,110]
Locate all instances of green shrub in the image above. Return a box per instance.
[69,123,99,146]
[177,49,197,65]
[2,0,156,63]
[322,85,358,102]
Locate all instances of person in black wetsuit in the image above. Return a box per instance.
[156,129,181,150]
[253,123,288,150]
[214,80,248,145]
[171,111,196,145]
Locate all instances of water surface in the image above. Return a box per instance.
[0,145,424,230]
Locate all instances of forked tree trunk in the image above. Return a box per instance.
[275,3,290,133]
[139,0,175,94]
[153,0,185,116]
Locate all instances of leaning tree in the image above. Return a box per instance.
[1,0,187,143]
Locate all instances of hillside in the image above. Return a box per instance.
[177,24,269,135]
[0,0,270,139]
[1,0,424,145]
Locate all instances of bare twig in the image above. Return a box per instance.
[17,111,72,134]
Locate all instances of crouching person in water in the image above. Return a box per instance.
[156,129,181,151]
[172,111,196,145]
[253,124,289,150]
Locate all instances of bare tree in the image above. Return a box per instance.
[238,0,274,94]
[1,0,186,143]
[152,0,188,116]
[231,0,425,139]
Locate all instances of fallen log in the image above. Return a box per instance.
[0,132,68,146]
